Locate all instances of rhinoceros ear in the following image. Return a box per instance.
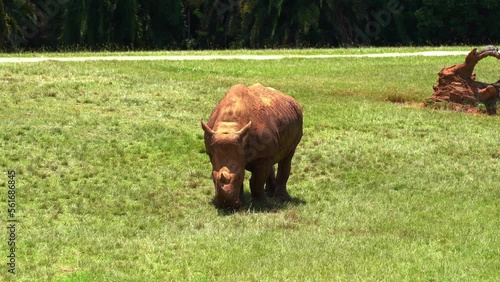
[201,119,215,135]
[236,121,252,138]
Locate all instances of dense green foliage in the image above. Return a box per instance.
[1,0,500,50]
[0,49,499,281]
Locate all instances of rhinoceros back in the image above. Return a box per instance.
[207,83,302,165]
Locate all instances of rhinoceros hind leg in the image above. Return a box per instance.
[274,150,296,202]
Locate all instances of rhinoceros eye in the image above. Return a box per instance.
[226,159,239,171]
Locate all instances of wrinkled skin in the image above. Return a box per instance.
[202,83,303,209]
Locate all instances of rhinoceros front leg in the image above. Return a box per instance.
[274,150,296,202]
[249,161,272,203]
[239,182,244,205]
[265,166,276,197]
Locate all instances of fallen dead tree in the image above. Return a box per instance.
[427,46,500,115]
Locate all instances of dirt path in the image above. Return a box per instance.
[0,51,469,63]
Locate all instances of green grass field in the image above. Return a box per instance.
[0,48,499,281]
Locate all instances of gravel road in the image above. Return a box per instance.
[0,51,469,63]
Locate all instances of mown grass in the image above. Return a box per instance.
[0,49,499,281]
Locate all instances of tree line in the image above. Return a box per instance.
[1,0,500,51]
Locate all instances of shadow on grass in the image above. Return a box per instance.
[215,191,306,216]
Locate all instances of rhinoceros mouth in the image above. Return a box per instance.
[213,197,241,210]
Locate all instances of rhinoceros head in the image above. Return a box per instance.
[201,120,252,209]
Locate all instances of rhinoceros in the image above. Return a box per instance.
[201,83,303,209]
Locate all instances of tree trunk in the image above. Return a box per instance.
[428,46,500,115]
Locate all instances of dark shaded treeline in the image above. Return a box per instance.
[1,0,500,51]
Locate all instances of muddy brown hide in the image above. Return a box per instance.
[201,83,303,209]
[428,46,500,115]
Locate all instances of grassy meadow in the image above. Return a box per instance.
[0,48,499,281]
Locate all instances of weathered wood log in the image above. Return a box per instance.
[428,46,500,115]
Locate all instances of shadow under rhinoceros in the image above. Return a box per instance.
[215,191,306,216]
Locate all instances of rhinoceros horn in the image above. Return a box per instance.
[220,170,231,184]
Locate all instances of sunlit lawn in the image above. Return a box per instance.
[0,49,498,281]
